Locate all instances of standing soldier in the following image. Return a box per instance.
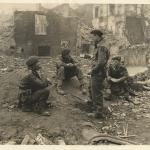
[18,56,51,115]
[89,30,110,118]
[56,49,86,95]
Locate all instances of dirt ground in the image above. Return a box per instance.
[0,55,150,145]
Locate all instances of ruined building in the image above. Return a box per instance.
[14,10,79,57]
[92,4,146,45]
[92,4,150,66]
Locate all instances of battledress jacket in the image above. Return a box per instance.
[91,42,110,77]
[19,71,49,93]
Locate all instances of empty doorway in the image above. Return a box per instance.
[38,45,50,56]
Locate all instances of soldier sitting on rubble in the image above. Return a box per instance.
[18,56,51,116]
[106,55,136,101]
[56,49,86,95]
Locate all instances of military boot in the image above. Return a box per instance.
[57,80,65,95]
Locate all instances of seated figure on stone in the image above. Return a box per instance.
[56,49,86,95]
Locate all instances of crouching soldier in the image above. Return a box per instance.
[18,56,51,115]
[56,49,86,95]
[106,55,135,100]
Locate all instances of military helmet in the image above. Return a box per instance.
[26,56,39,67]
[90,29,103,37]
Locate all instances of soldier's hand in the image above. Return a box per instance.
[110,78,120,83]
[107,76,111,81]
[67,63,74,67]
[38,70,46,79]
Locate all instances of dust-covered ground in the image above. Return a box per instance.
[0,55,150,145]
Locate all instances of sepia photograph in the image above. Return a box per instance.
[0,1,150,146]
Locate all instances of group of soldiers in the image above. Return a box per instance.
[17,29,140,118]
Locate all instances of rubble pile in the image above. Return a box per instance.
[119,44,148,54]
[0,55,25,73]
[99,29,130,50]
[0,14,15,52]
[0,54,149,144]
[133,70,150,81]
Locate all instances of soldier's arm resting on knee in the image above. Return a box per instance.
[112,68,129,83]
[69,57,80,67]
[57,60,69,68]
[118,67,129,82]
[30,74,49,88]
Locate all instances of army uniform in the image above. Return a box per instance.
[106,56,130,97]
[18,56,50,113]
[107,56,139,100]
[106,56,150,99]
[89,42,110,115]
[56,49,85,94]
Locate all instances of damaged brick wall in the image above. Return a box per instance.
[46,11,78,56]
[14,10,78,57]
[125,16,145,45]
[14,11,35,56]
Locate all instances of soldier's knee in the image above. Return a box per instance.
[43,87,50,96]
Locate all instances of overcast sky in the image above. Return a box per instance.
[0,3,82,14]
[0,3,60,14]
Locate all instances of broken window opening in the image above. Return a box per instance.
[35,14,48,35]
[38,45,50,56]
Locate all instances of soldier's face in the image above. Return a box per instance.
[113,60,120,68]
[121,60,125,66]
[92,34,103,43]
[34,62,41,70]
[91,34,97,42]
[121,57,126,66]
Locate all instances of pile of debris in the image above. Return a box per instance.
[0,55,25,74]
[133,70,150,81]
[0,54,149,144]
[3,133,66,145]
[0,14,15,52]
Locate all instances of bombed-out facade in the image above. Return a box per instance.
[92,4,150,65]
[14,10,78,57]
